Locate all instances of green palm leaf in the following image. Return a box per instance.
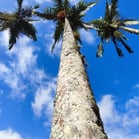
[20,20,37,41]
[35,8,56,20]
[51,21,63,52]
[87,0,139,57]
[17,0,23,11]
[0,12,15,21]
[96,42,104,57]
[110,0,119,18]
[9,22,19,49]
[119,38,133,53]
[112,37,124,57]
[0,0,37,49]
[35,0,96,52]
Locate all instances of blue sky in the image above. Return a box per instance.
[0,0,139,139]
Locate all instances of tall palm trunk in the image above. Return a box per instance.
[50,18,108,139]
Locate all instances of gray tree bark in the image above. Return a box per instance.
[50,18,108,139]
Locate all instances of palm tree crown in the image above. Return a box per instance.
[35,0,96,51]
[0,0,39,49]
[85,0,139,57]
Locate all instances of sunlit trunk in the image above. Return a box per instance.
[50,18,108,139]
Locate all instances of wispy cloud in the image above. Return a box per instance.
[133,83,139,89]
[80,29,96,45]
[98,95,120,124]
[31,77,57,126]
[69,0,80,5]
[0,30,9,48]
[0,33,38,99]
[0,30,55,101]
[98,94,139,139]
[33,0,51,4]
[0,128,23,139]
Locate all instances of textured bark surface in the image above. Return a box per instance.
[50,18,108,139]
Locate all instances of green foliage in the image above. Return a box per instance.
[96,42,104,57]
[88,0,139,57]
[35,0,96,51]
[0,0,37,49]
[0,0,139,58]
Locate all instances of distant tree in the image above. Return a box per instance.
[0,0,39,49]
[84,0,139,57]
[35,0,108,138]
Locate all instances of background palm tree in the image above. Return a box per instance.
[0,0,39,49]
[84,0,139,57]
[35,0,108,138]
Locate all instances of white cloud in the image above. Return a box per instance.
[0,32,49,99]
[0,24,57,128]
[0,62,26,99]
[0,129,23,139]
[69,0,80,5]
[0,36,38,99]
[33,0,51,4]
[98,94,139,139]
[133,83,139,89]
[0,63,9,73]
[0,30,9,48]
[80,29,95,44]
[31,77,57,126]
[98,95,120,124]
[45,37,62,57]
[31,77,56,116]
[8,37,37,74]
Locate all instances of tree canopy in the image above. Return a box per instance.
[85,0,139,57]
[0,0,39,49]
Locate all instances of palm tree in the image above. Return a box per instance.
[2,0,138,138]
[0,0,39,49]
[84,0,139,57]
[35,0,108,138]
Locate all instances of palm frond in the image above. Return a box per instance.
[80,2,96,15]
[36,0,96,51]
[82,23,98,30]
[123,20,139,25]
[35,8,56,20]
[70,1,94,16]
[64,0,70,11]
[73,31,82,44]
[0,12,15,21]
[20,20,37,41]
[119,38,133,53]
[112,37,124,57]
[33,4,40,10]
[115,45,124,57]
[9,23,19,49]
[96,42,104,57]
[119,26,139,34]
[104,0,110,21]
[52,0,64,11]
[0,21,11,31]
[0,0,37,49]
[110,0,119,18]
[51,21,63,52]
[17,0,23,10]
